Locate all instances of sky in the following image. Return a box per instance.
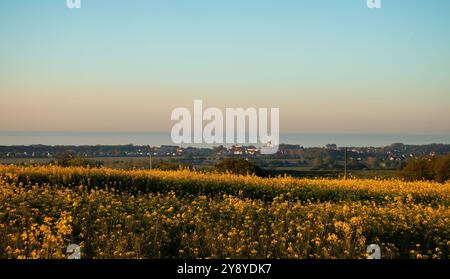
[0,0,449,135]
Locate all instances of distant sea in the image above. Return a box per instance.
[1,132,449,148]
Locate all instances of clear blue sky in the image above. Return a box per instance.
[0,0,449,134]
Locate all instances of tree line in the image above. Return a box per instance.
[401,155,450,183]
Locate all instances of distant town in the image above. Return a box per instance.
[1,143,449,176]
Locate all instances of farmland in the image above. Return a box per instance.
[0,165,449,259]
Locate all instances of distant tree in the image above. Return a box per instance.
[401,157,435,181]
[215,158,267,177]
[52,152,75,167]
[52,152,103,168]
[311,158,324,170]
[344,158,367,170]
[366,157,380,169]
[323,156,336,167]
[434,155,450,183]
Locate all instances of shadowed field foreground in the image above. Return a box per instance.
[0,165,449,259]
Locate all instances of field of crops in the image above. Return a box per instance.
[0,165,449,259]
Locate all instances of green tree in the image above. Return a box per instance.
[52,152,103,168]
[434,155,450,183]
[323,156,336,167]
[52,152,75,167]
[401,157,435,181]
[215,158,267,177]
